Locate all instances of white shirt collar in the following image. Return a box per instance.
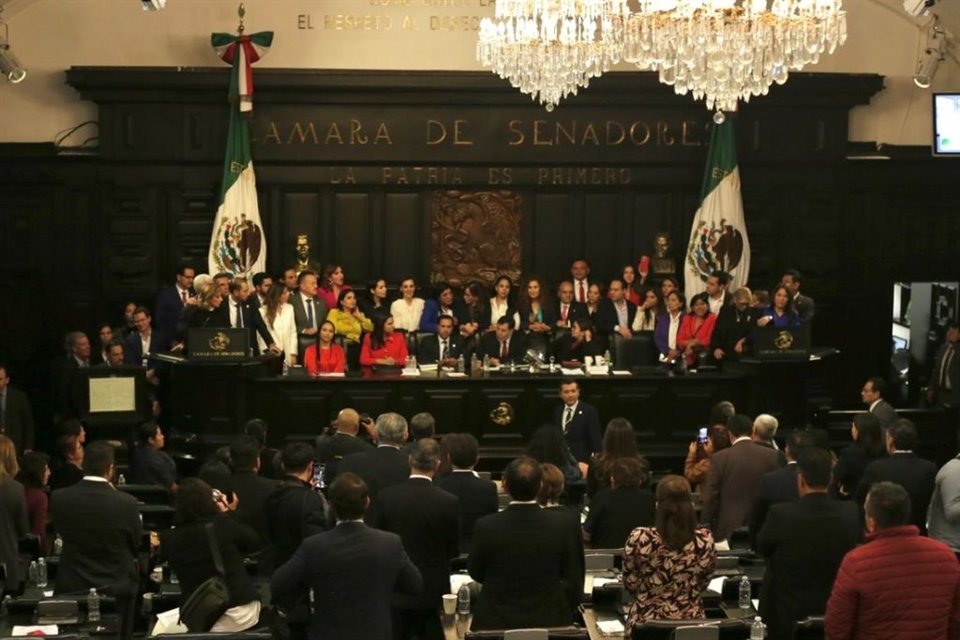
[409,473,433,481]
[869,399,882,411]
[337,518,365,525]
[452,469,480,478]
[564,400,579,412]
[83,475,109,483]
[509,500,538,505]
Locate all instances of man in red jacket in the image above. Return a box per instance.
[825,481,960,640]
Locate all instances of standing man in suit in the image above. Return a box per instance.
[228,435,278,571]
[315,408,375,485]
[282,267,299,294]
[154,265,195,349]
[927,320,960,408]
[555,281,588,330]
[781,269,815,324]
[705,271,732,315]
[272,473,422,640]
[570,258,592,305]
[339,412,410,501]
[757,447,861,640]
[53,332,91,419]
[749,429,819,549]
[0,363,34,453]
[855,418,937,534]
[477,316,528,365]
[469,456,581,630]
[124,306,164,366]
[597,278,637,339]
[553,379,602,469]
[51,441,142,640]
[436,433,498,550]
[861,376,898,431]
[220,279,277,353]
[251,272,272,307]
[368,439,459,640]
[290,270,327,337]
[701,414,783,544]
[417,315,465,367]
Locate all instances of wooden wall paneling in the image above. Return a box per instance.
[383,190,423,285]
[332,192,371,284]
[531,191,573,281]
[281,190,322,272]
[583,192,626,279]
[420,386,472,434]
[103,186,158,294]
[171,187,217,275]
[632,191,674,261]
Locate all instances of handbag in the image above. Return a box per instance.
[178,521,231,632]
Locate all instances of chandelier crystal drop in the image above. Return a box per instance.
[477,0,631,111]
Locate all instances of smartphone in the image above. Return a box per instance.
[697,427,709,445]
[211,488,224,504]
[311,462,327,490]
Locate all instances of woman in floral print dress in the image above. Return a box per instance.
[622,475,716,632]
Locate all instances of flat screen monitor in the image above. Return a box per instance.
[934,93,960,156]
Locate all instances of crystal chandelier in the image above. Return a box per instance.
[624,0,848,118]
[477,0,630,111]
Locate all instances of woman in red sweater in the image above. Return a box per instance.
[303,321,346,375]
[20,452,50,553]
[676,292,717,368]
[360,314,408,366]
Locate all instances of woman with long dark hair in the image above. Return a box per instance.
[258,283,298,367]
[525,424,581,483]
[326,289,373,344]
[460,281,489,339]
[0,436,28,593]
[830,412,887,498]
[389,277,425,332]
[583,457,655,549]
[516,275,556,334]
[622,475,716,631]
[553,317,603,364]
[318,264,351,310]
[757,284,800,329]
[20,451,51,553]
[303,320,346,375]
[359,278,389,320]
[360,314,409,366]
[622,264,642,306]
[587,418,650,498]
[631,286,662,333]
[684,424,731,492]
[488,275,519,331]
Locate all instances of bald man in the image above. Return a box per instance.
[316,409,375,485]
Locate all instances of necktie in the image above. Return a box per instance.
[563,406,573,430]
[235,304,244,328]
[306,298,314,327]
[180,290,187,304]
[441,340,449,360]
[578,281,585,303]
[562,304,568,322]
[500,340,508,360]
[941,346,955,389]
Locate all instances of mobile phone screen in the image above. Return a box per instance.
[697,427,708,444]
[311,462,326,489]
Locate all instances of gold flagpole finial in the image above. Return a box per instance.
[237,2,245,34]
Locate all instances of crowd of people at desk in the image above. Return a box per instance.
[2,384,960,640]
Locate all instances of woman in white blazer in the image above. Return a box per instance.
[259,284,298,367]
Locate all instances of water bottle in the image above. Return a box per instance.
[482,354,490,370]
[750,616,765,639]
[470,353,478,371]
[456,355,465,373]
[87,588,101,622]
[603,348,612,368]
[53,534,63,555]
[548,355,555,372]
[28,560,37,585]
[738,575,751,609]
[117,473,126,486]
[456,583,471,616]
[2,595,11,617]
[36,557,47,588]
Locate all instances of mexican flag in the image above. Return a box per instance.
[684,120,750,297]
[208,31,272,278]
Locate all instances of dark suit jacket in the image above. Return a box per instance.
[123,330,164,366]
[290,292,328,334]
[315,432,375,484]
[552,334,603,363]
[701,439,783,541]
[216,299,275,352]
[1,387,34,452]
[417,333,466,365]
[749,463,799,549]
[367,477,460,609]
[155,286,192,349]
[869,399,898,430]
[271,521,423,640]
[469,504,581,630]
[263,477,330,571]
[757,494,861,640]
[555,300,588,329]
[50,479,143,596]
[339,445,410,500]
[419,298,470,333]
[710,305,757,358]
[582,486,655,549]
[929,342,960,406]
[554,401,602,463]
[794,293,815,324]
[0,478,29,586]
[477,331,528,364]
[855,452,937,534]
[596,299,638,335]
[231,470,278,569]
[434,470,499,550]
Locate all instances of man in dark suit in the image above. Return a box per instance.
[705,270,732,315]
[290,270,327,337]
[596,278,637,338]
[417,315,466,366]
[339,412,410,501]
[757,447,861,640]
[154,265,195,349]
[99,339,126,368]
[229,435,278,571]
[855,418,937,534]
[701,414,783,543]
[219,279,277,353]
[555,281,588,330]
[477,315,528,365]
[711,287,756,362]
[52,332,91,419]
[123,306,164,366]
[251,272,272,307]
[927,321,959,408]
[368,439,460,640]
[861,376,898,431]
[50,442,142,640]
[469,456,581,630]
[782,269,815,324]
[315,408,375,485]
[553,379,602,465]
[0,363,34,453]
[436,433,498,550]
[271,472,423,640]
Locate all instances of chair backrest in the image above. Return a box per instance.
[791,616,825,640]
[416,331,435,358]
[405,330,419,357]
[504,630,548,640]
[466,626,587,640]
[296,332,318,365]
[632,619,749,640]
[672,626,719,640]
[525,332,552,360]
[585,553,615,571]
[344,340,361,371]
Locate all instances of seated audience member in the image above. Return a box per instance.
[711,286,756,362]
[756,284,801,329]
[660,276,678,300]
[326,289,373,344]
[318,263,350,310]
[20,451,51,553]
[339,412,410,499]
[315,408,375,486]
[654,290,686,364]
[360,314,409,366]
[825,482,960,640]
[487,275,518,331]
[129,421,177,491]
[622,263,643,305]
[477,315,528,365]
[677,292,717,367]
[417,314,465,367]
[597,278,637,339]
[101,338,126,368]
[553,317,603,364]
[390,277,425,332]
[94,322,114,365]
[436,433,498,550]
[684,401,736,492]
[419,282,466,333]
[623,475,716,632]
[831,412,886,499]
[585,283,603,326]
[929,439,960,555]
[583,457,655,549]
[631,286,662,333]
[303,320,346,375]
[517,275,557,334]
[756,447,861,640]
[49,433,85,491]
[855,418,937,534]
[0,436,28,593]
[555,280,588,331]
[459,281,490,339]
[229,435,278,560]
[526,424,581,484]
[160,478,262,632]
[782,268,815,324]
[359,277,389,321]
[587,417,650,499]
[752,413,780,450]
[554,378,602,467]
[468,457,582,630]
[258,283,299,368]
[271,473,423,640]
[244,418,281,480]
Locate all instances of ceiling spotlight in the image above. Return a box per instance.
[0,9,26,83]
[903,0,938,18]
[914,19,947,88]
[141,0,166,10]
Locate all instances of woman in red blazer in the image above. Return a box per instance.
[360,315,409,366]
[303,321,346,375]
[677,292,717,368]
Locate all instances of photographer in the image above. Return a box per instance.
[315,409,375,486]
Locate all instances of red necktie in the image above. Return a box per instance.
[500,340,508,360]
[578,281,585,303]
[561,304,568,322]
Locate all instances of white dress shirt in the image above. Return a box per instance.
[488,298,520,328]
[668,311,682,350]
[708,292,726,315]
[390,297,425,332]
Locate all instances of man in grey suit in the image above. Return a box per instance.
[290,270,327,337]
[701,414,782,544]
[927,321,960,408]
[861,376,898,431]
[0,363,34,453]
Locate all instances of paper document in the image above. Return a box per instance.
[596,619,625,636]
[708,576,726,593]
[12,626,59,637]
[89,376,136,412]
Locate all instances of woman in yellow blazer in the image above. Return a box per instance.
[326,289,373,344]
